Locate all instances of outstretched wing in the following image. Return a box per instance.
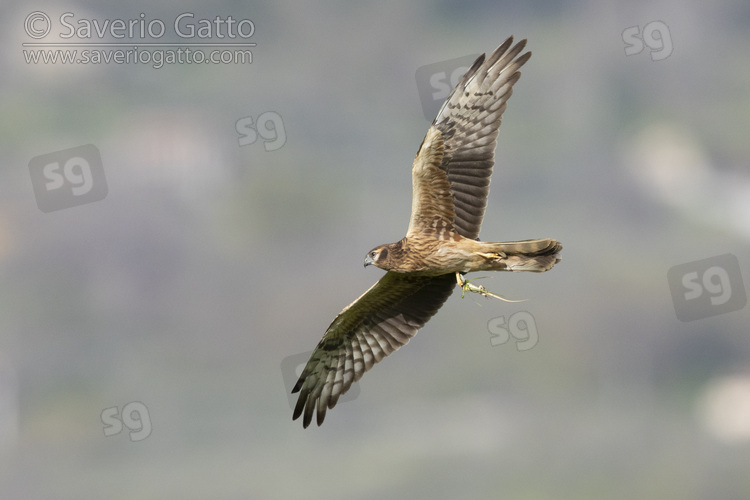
[292,272,455,428]
[407,37,531,240]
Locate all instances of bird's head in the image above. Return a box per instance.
[363,245,391,270]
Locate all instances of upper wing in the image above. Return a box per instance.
[407,37,531,240]
[292,272,455,428]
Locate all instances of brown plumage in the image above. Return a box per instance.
[292,37,562,428]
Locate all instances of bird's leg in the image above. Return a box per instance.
[456,272,527,303]
[476,251,506,260]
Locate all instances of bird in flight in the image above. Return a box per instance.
[292,37,562,428]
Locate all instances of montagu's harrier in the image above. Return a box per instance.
[292,37,561,428]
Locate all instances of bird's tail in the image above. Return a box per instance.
[487,238,562,272]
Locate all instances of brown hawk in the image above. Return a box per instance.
[292,37,562,428]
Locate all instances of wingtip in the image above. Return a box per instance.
[291,402,313,429]
[498,36,514,54]
[514,50,532,72]
[316,407,327,427]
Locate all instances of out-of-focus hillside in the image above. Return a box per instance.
[1,1,749,499]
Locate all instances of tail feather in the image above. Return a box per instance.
[494,238,562,272]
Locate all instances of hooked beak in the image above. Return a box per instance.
[364,255,374,267]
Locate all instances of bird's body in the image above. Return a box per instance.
[367,236,560,275]
[291,37,562,428]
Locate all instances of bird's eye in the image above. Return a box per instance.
[370,251,377,258]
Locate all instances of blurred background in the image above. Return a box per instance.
[2,1,750,498]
